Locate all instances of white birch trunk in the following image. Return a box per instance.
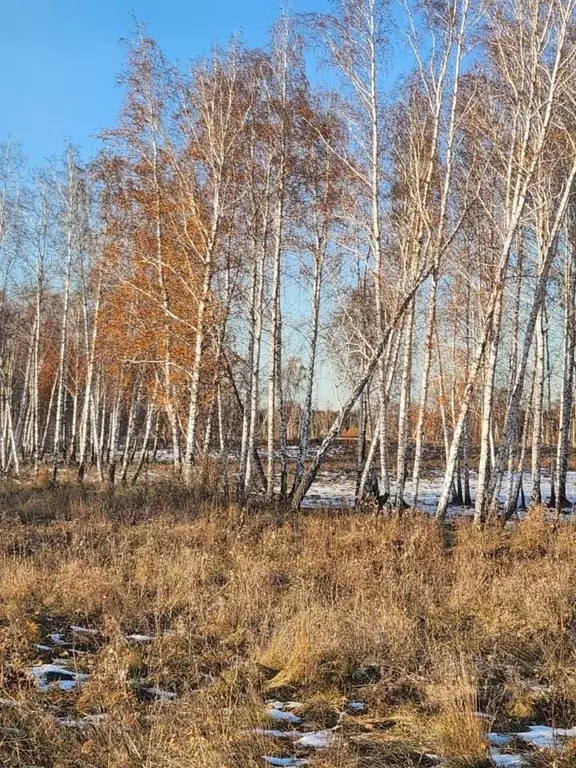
[292,220,326,496]
[132,396,156,485]
[474,288,504,523]
[395,303,415,506]
[78,270,102,477]
[555,224,576,510]
[244,231,267,494]
[266,190,285,501]
[531,311,545,506]
[412,275,437,506]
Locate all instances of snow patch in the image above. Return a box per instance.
[29,663,89,692]
[70,625,99,636]
[267,708,302,725]
[515,724,576,749]
[486,724,576,763]
[487,733,513,747]
[48,633,68,646]
[126,633,155,644]
[489,749,527,767]
[295,729,336,749]
[298,468,576,512]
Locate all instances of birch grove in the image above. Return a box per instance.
[3,0,576,520]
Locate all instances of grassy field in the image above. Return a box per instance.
[1,481,576,766]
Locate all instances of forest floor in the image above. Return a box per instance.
[2,481,576,766]
[148,443,576,512]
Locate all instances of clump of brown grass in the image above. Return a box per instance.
[425,656,488,765]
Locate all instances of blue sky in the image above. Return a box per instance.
[0,0,329,166]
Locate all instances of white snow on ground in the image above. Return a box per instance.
[489,750,527,767]
[48,632,68,646]
[152,445,345,465]
[488,724,576,750]
[267,708,302,725]
[486,725,576,765]
[138,443,576,512]
[70,625,99,636]
[254,700,576,767]
[300,469,576,512]
[295,729,336,749]
[487,733,513,747]
[29,663,89,692]
[257,701,342,766]
[515,724,576,749]
[126,633,155,644]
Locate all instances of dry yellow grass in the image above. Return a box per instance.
[1,483,576,765]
